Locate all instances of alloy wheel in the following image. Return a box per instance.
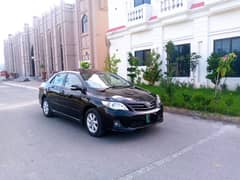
[86,113,99,134]
[43,100,49,115]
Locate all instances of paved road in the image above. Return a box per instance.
[0,81,240,180]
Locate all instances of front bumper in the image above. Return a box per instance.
[99,105,164,132]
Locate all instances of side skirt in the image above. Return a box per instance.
[52,109,83,123]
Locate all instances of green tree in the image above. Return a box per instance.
[165,41,177,77]
[127,52,139,84]
[162,41,177,103]
[104,54,121,74]
[190,52,201,85]
[215,53,237,96]
[142,51,162,86]
[206,53,222,86]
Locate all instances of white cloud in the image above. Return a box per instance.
[0,0,75,65]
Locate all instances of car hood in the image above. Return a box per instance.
[99,87,156,103]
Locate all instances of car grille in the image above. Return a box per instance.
[127,101,157,111]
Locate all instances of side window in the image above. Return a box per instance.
[82,15,88,33]
[214,37,240,77]
[51,73,66,86]
[65,74,82,89]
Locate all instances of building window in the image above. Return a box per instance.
[214,37,240,77]
[82,15,88,33]
[169,44,191,77]
[134,49,151,66]
[134,0,151,7]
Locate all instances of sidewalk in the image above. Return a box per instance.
[2,80,42,90]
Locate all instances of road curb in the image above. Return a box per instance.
[165,106,240,124]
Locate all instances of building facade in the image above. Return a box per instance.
[32,2,76,78]
[4,0,108,79]
[107,0,240,89]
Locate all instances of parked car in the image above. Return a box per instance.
[39,70,164,137]
[0,71,9,80]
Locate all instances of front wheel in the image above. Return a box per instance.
[42,98,53,117]
[85,108,105,137]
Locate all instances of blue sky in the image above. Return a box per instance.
[0,0,74,66]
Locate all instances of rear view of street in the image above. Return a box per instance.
[0,81,240,180]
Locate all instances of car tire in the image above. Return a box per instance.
[85,108,105,137]
[42,98,53,117]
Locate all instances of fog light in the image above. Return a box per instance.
[113,120,121,128]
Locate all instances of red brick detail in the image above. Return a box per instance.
[107,25,126,33]
[191,2,205,9]
[149,16,158,21]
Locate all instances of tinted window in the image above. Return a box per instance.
[214,37,240,77]
[65,74,82,89]
[135,49,151,66]
[232,38,240,52]
[169,44,191,77]
[134,0,151,7]
[51,73,66,86]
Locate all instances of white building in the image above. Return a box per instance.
[107,0,240,89]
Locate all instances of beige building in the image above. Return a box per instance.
[74,0,108,70]
[32,2,76,78]
[4,0,108,79]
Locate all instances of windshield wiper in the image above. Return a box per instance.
[102,85,132,91]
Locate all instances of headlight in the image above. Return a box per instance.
[102,101,128,111]
[156,95,161,104]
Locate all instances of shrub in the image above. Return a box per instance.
[182,93,192,102]
[142,51,162,86]
[236,85,240,92]
[160,79,175,104]
[104,54,121,74]
[221,83,228,91]
[80,61,91,69]
[127,52,139,84]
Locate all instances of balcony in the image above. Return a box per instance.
[127,4,152,26]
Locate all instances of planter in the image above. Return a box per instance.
[41,71,47,81]
[10,72,18,79]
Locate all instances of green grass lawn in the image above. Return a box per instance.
[140,84,240,117]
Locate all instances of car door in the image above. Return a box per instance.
[63,73,86,119]
[47,73,67,112]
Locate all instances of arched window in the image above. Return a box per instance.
[82,15,88,33]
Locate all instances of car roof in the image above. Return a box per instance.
[54,69,102,76]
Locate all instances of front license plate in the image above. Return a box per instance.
[146,114,151,123]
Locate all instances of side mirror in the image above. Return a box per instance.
[70,85,86,93]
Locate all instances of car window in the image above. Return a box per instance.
[65,74,82,89]
[51,73,66,86]
[82,72,130,89]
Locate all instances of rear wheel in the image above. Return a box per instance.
[42,98,53,117]
[85,108,105,137]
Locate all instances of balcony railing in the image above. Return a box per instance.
[160,0,188,15]
[127,4,152,26]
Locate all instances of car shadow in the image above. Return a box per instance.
[42,112,165,143]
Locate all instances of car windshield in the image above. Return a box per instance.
[81,71,131,89]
